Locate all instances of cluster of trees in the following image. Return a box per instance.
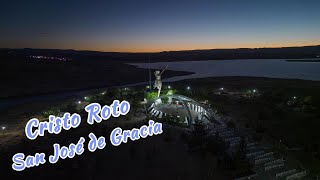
[39,87,145,122]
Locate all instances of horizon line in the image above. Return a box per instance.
[1,44,320,53]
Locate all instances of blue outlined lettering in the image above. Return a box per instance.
[12,153,46,171]
[49,137,85,164]
[88,133,106,152]
[85,100,130,125]
[15,101,164,172]
[24,113,81,140]
[25,118,39,140]
[110,120,163,146]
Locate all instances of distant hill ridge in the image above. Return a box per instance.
[1,45,320,62]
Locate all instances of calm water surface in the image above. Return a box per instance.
[129,59,320,82]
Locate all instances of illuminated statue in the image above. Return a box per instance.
[154,65,168,97]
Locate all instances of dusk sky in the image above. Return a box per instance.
[1,0,320,52]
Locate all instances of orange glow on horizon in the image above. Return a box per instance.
[2,41,320,53]
[74,41,320,53]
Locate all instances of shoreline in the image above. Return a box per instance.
[1,69,193,100]
[286,59,320,62]
[0,69,193,112]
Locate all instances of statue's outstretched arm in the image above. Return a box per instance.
[160,65,168,75]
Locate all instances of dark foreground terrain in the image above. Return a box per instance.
[1,76,320,179]
[175,77,320,176]
[0,114,227,180]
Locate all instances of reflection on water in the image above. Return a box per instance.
[129,59,320,82]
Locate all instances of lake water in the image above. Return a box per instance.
[129,59,320,82]
[1,59,319,112]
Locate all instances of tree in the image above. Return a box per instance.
[188,120,207,149]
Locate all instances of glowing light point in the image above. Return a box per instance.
[168,85,171,89]
[78,101,81,104]
[1,126,6,130]
[187,86,190,90]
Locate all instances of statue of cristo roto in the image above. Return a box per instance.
[154,65,168,98]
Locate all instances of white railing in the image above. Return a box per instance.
[265,163,284,171]
[286,171,307,180]
[276,169,296,178]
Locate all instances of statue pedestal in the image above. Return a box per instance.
[155,98,162,106]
